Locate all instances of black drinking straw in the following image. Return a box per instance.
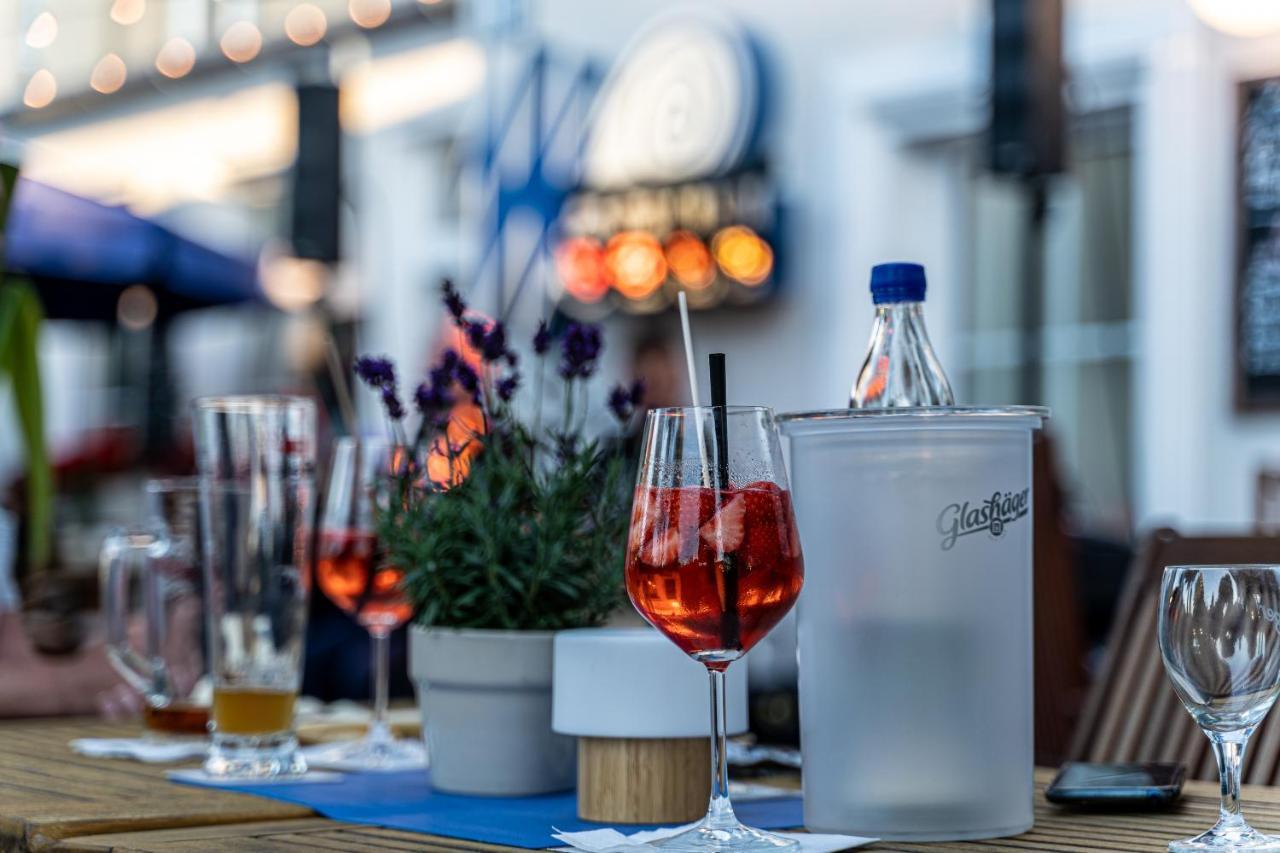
[709,353,740,650]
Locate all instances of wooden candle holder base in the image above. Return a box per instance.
[577,735,710,824]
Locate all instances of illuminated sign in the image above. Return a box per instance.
[553,10,777,314]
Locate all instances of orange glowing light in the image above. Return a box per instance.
[23,69,56,109]
[349,0,392,28]
[555,236,611,303]
[426,400,485,489]
[90,53,127,94]
[712,225,773,286]
[156,37,196,79]
[606,231,667,300]
[220,22,262,63]
[664,230,715,290]
[285,4,327,46]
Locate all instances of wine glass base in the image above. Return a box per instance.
[1170,825,1280,851]
[303,737,428,772]
[650,819,797,853]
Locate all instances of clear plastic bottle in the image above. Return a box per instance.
[850,262,955,408]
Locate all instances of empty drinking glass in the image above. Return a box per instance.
[1159,565,1280,851]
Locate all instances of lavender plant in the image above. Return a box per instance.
[355,281,643,631]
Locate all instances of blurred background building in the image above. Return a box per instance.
[3,0,1280,716]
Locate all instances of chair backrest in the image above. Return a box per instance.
[1069,528,1280,783]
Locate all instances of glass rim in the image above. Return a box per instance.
[192,394,316,414]
[777,405,1048,423]
[646,405,774,418]
[1163,564,1280,571]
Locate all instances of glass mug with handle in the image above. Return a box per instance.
[1160,565,1280,852]
[194,395,317,778]
[100,478,209,737]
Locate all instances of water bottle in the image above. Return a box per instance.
[850,262,954,408]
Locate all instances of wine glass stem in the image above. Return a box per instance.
[1210,731,1249,831]
[368,627,391,748]
[706,667,736,828]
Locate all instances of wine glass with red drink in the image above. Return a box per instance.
[311,436,426,770]
[626,406,804,852]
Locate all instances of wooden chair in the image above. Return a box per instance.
[1069,528,1280,783]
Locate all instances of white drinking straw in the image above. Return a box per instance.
[677,292,713,487]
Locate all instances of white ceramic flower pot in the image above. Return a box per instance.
[409,626,576,795]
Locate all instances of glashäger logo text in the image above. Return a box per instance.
[937,489,1030,551]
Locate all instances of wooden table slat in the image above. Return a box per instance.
[0,720,1276,851]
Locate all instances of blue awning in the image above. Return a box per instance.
[3,180,265,319]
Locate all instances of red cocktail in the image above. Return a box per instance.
[625,404,804,853]
[625,483,803,667]
[316,530,412,632]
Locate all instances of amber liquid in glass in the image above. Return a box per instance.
[625,483,804,666]
[143,702,210,736]
[212,687,296,736]
[316,530,412,631]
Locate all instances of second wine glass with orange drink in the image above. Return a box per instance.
[310,436,427,770]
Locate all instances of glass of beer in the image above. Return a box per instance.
[101,478,209,738]
[193,395,316,778]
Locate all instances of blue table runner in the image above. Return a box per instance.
[173,770,803,848]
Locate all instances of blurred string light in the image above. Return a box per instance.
[555,236,611,303]
[110,0,146,26]
[1188,0,1280,36]
[23,69,56,109]
[117,285,158,331]
[259,243,327,311]
[221,21,263,63]
[285,4,328,46]
[24,12,57,49]
[90,54,128,94]
[156,37,196,78]
[711,225,772,286]
[664,230,715,289]
[605,230,667,299]
[349,0,392,28]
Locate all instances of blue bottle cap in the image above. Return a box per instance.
[870,262,927,304]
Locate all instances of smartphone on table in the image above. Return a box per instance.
[1045,762,1185,807]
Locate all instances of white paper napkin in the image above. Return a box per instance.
[167,767,344,786]
[70,737,208,763]
[552,825,875,853]
[301,739,429,772]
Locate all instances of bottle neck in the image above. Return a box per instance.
[873,300,925,327]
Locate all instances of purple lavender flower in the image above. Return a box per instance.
[504,350,519,368]
[442,279,467,322]
[415,380,452,414]
[532,320,551,355]
[607,385,632,422]
[479,322,507,364]
[465,321,487,352]
[558,322,603,380]
[354,355,396,389]
[496,374,520,402]
[382,386,406,420]
[455,361,480,397]
[629,378,646,406]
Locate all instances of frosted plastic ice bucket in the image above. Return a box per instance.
[778,406,1045,841]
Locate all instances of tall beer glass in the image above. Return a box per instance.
[193,396,316,778]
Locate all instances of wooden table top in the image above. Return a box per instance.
[5,718,1280,852]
